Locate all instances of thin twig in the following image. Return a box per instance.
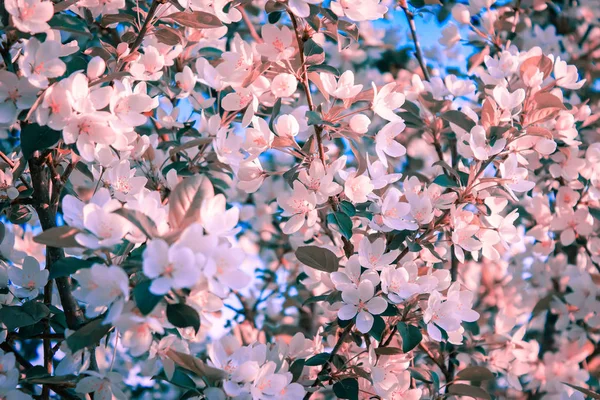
[303,322,354,400]
[240,7,262,43]
[287,10,327,165]
[400,0,430,81]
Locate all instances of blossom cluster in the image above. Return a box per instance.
[0,0,599,398]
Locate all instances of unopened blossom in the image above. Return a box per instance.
[349,114,371,133]
[274,114,300,137]
[271,73,298,98]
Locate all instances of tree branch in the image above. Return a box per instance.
[400,0,430,81]
[29,155,85,331]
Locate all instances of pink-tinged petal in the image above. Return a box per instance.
[365,297,388,315]
[356,311,374,333]
[338,304,358,320]
[357,280,375,301]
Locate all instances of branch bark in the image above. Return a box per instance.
[29,155,85,331]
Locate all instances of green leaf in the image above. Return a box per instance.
[303,39,325,65]
[290,359,305,381]
[0,301,50,330]
[20,124,61,160]
[589,207,600,221]
[49,257,92,280]
[168,175,215,231]
[269,97,282,133]
[441,110,476,132]
[305,352,330,366]
[167,303,200,334]
[48,13,92,37]
[333,378,359,400]
[339,201,356,217]
[448,384,492,400]
[168,11,223,29]
[307,64,340,76]
[433,174,458,188]
[327,212,353,239]
[134,280,163,315]
[67,319,112,353]
[456,366,495,381]
[409,367,433,383]
[113,208,159,239]
[374,347,403,355]
[198,47,223,58]
[369,315,385,341]
[295,246,340,273]
[306,110,323,126]
[397,322,422,353]
[562,383,600,399]
[33,226,81,248]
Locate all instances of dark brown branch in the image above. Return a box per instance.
[29,155,85,331]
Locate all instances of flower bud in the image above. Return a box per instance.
[452,4,471,24]
[271,73,298,98]
[274,114,300,137]
[87,56,106,80]
[349,114,371,134]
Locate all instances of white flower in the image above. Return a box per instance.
[8,256,48,299]
[75,371,127,400]
[375,119,407,167]
[330,0,387,21]
[554,57,585,90]
[256,25,295,61]
[143,240,200,295]
[104,160,148,202]
[344,172,373,203]
[0,71,38,125]
[5,0,53,34]
[201,194,241,237]
[358,237,399,270]
[271,73,298,98]
[467,125,506,160]
[277,181,318,234]
[338,280,388,333]
[288,0,322,18]
[298,161,342,204]
[73,264,129,321]
[320,71,363,99]
[372,82,405,121]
